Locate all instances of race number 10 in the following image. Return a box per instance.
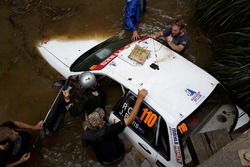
[140,108,158,127]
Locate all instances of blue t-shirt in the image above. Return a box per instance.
[163,26,189,53]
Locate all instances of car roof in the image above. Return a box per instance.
[93,38,219,125]
[37,37,219,125]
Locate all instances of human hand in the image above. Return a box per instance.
[152,34,157,39]
[166,35,173,43]
[137,89,148,101]
[62,90,70,102]
[2,143,9,150]
[152,32,162,39]
[62,90,70,98]
[20,152,30,162]
[34,120,43,130]
[131,31,140,41]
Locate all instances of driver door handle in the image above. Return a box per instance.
[138,142,151,155]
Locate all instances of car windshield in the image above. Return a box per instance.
[70,37,131,72]
[177,84,238,165]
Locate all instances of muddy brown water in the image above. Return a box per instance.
[0,0,213,166]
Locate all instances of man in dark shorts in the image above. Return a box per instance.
[82,89,148,165]
[153,19,189,55]
[0,120,43,167]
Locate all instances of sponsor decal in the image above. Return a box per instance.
[185,89,196,96]
[171,128,179,145]
[178,123,188,134]
[185,88,205,104]
[91,37,148,70]
[89,65,97,70]
[132,118,145,134]
[100,54,116,66]
[169,127,173,143]
[93,48,124,70]
[94,54,117,70]
[174,145,183,164]
[171,128,183,165]
[140,108,158,128]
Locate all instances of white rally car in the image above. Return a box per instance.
[37,36,249,166]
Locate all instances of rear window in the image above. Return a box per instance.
[70,37,131,72]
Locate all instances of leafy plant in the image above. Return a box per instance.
[195,0,250,33]
[195,0,250,113]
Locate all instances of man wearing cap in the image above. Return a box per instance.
[82,89,148,165]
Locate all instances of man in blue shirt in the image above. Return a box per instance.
[124,0,146,41]
[153,19,189,55]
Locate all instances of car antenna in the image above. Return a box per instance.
[150,39,159,70]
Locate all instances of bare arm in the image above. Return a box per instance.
[152,31,163,39]
[124,89,148,126]
[6,153,30,167]
[166,36,185,53]
[13,121,43,131]
[167,42,184,53]
[6,159,24,167]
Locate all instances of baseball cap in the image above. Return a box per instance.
[87,108,105,129]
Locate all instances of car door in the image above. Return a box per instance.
[43,87,67,135]
[112,91,160,163]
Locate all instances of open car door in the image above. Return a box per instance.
[43,87,67,135]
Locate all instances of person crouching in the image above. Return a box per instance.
[82,89,148,165]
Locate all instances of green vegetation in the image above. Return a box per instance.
[195,0,250,113]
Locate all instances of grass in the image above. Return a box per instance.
[195,0,250,113]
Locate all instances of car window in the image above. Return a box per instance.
[113,91,159,149]
[157,117,170,161]
[96,48,112,59]
[70,37,131,72]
